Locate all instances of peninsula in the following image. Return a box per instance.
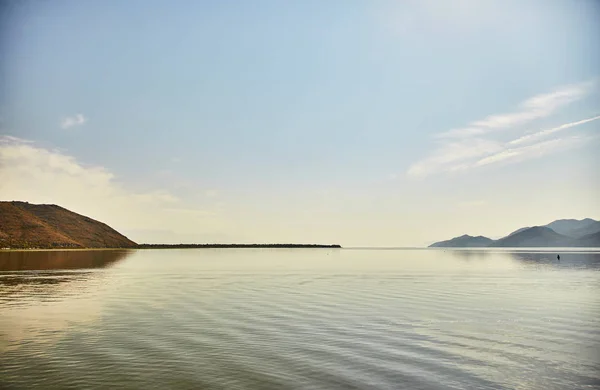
[0,201,341,249]
[137,244,341,249]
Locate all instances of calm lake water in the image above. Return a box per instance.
[1,249,599,389]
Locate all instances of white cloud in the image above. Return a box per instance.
[437,81,593,139]
[0,136,227,243]
[0,135,32,143]
[60,114,87,129]
[508,115,600,146]
[409,121,596,178]
[411,135,593,180]
[407,138,503,178]
[474,135,591,167]
[408,80,598,178]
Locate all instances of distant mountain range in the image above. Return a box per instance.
[430,218,600,248]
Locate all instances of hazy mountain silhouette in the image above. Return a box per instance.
[578,231,600,247]
[488,226,574,247]
[429,235,493,248]
[545,218,600,238]
[505,226,530,237]
[430,218,600,247]
[0,201,137,249]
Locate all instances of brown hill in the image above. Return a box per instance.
[0,201,137,249]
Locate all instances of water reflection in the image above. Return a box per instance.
[0,250,133,304]
[445,249,492,262]
[448,249,600,269]
[509,251,600,269]
[0,250,134,352]
[0,249,132,271]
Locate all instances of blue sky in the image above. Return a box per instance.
[1,0,599,246]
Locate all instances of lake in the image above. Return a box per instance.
[1,248,599,389]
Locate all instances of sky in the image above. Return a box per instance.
[1,0,599,247]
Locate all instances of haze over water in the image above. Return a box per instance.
[1,249,599,389]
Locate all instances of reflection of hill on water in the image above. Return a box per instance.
[448,249,600,269]
[446,250,492,261]
[509,252,600,268]
[0,250,133,304]
[0,272,96,301]
[0,250,133,271]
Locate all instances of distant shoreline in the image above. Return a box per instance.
[0,244,342,250]
[136,244,342,249]
[3,246,600,252]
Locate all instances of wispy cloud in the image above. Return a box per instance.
[407,138,503,178]
[437,81,594,139]
[407,81,598,178]
[408,121,596,178]
[474,134,591,167]
[60,114,87,129]
[0,135,33,144]
[0,136,226,241]
[508,115,600,146]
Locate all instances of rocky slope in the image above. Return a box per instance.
[0,201,137,249]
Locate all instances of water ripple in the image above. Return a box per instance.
[1,249,600,389]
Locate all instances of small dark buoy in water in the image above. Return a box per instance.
[557,254,560,261]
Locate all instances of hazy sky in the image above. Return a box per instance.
[1,0,599,246]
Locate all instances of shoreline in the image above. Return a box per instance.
[137,244,342,249]
[1,244,343,251]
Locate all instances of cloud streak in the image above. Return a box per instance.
[407,81,598,178]
[407,138,503,178]
[473,134,591,167]
[508,115,600,146]
[408,133,594,179]
[60,114,87,129]
[437,81,594,139]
